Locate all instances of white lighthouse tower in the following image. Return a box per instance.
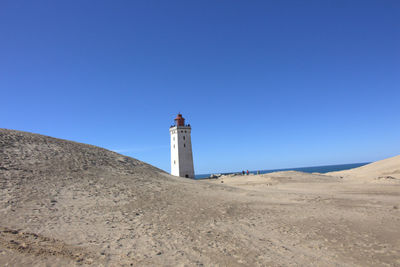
[169,113,195,178]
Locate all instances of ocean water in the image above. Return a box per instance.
[195,162,370,179]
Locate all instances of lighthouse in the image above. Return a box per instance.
[169,113,195,178]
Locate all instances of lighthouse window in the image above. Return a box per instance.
[183,136,185,140]
[173,137,175,141]
[174,160,176,165]
[184,143,186,147]
[173,144,175,148]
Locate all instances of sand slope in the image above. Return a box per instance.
[327,155,400,182]
[1,129,400,266]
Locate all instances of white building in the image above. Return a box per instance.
[169,114,195,178]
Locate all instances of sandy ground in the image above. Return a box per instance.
[1,129,399,266]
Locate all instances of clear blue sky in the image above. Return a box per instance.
[1,1,399,174]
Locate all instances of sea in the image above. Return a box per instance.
[195,162,370,179]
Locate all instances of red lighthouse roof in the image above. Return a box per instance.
[174,113,185,126]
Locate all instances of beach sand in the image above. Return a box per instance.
[1,129,399,266]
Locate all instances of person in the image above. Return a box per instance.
[242,170,245,175]
[246,170,249,175]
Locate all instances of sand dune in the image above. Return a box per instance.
[327,155,400,182]
[1,129,399,266]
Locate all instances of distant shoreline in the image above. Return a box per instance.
[195,162,370,179]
